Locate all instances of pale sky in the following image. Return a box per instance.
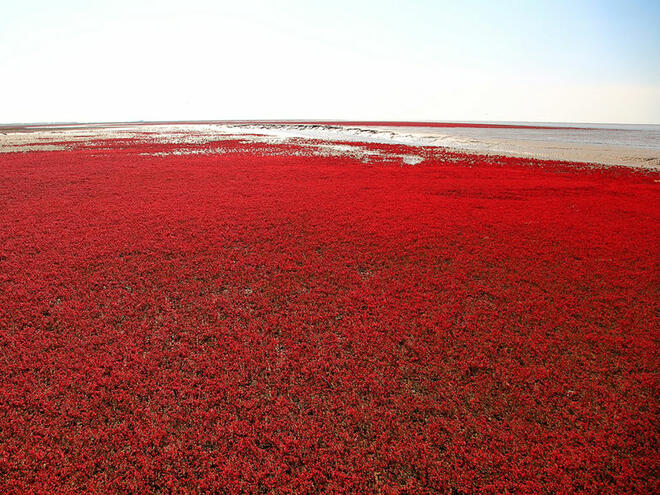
[1,0,659,124]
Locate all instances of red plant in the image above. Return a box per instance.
[0,138,658,493]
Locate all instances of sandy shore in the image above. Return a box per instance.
[369,125,660,169]
[461,139,660,168]
[1,122,658,169]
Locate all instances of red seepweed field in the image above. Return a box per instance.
[0,136,658,493]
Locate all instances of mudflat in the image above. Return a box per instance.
[2,121,658,169]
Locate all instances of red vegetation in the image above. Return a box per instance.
[0,139,658,493]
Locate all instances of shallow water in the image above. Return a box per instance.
[385,123,660,150]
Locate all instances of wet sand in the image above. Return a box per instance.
[1,122,658,169]
[369,125,660,169]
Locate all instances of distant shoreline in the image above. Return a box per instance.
[4,120,659,131]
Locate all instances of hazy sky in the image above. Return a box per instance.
[1,0,659,124]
